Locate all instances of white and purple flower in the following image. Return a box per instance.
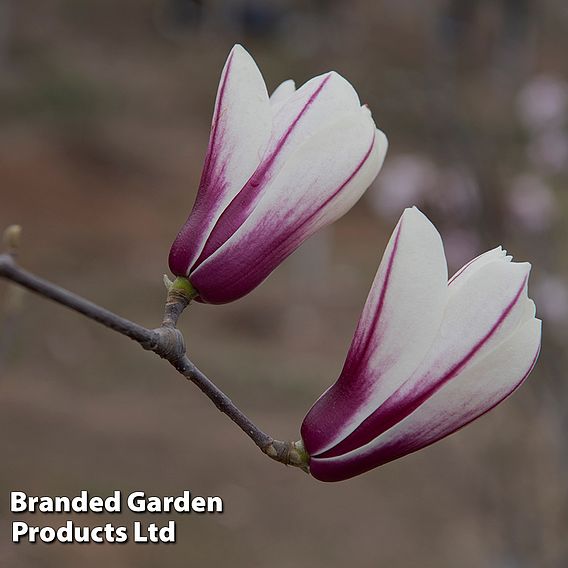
[301,207,541,482]
[169,44,387,304]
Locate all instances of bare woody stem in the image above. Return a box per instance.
[0,251,309,473]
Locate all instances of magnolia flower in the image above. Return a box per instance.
[169,45,387,304]
[301,207,541,482]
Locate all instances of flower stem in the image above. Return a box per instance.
[162,276,198,328]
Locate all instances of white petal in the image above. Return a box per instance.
[270,79,296,107]
[301,207,449,456]
[334,316,542,469]
[190,107,386,303]
[226,106,381,248]
[449,247,536,328]
[448,246,508,285]
[186,70,368,269]
[436,259,533,366]
[265,71,362,176]
[334,257,534,449]
[171,44,272,274]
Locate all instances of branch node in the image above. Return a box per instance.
[148,326,186,361]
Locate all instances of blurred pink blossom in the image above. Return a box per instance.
[436,165,481,217]
[527,128,568,174]
[368,154,438,218]
[516,75,568,133]
[507,174,557,232]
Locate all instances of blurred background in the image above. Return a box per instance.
[1,1,567,566]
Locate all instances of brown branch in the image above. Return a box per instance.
[0,251,309,473]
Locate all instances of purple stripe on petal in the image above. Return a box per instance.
[301,214,403,454]
[190,129,377,304]
[448,248,506,287]
[170,46,272,277]
[191,74,333,270]
[315,275,528,459]
[308,345,540,482]
[202,53,234,190]
[344,218,403,370]
[360,346,540,465]
[169,51,236,276]
[266,129,379,258]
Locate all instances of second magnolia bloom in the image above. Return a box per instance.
[169,45,387,303]
[301,207,541,482]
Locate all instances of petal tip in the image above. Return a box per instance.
[228,44,259,70]
[230,43,246,54]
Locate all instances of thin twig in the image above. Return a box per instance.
[0,252,309,473]
[0,256,155,346]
